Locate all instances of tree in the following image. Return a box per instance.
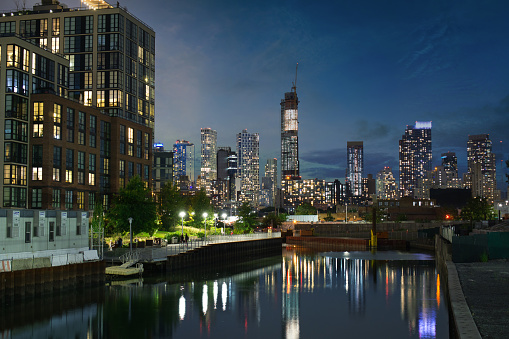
[192,188,212,226]
[235,202,257,233]
[90,197,104,232]
[158,181,184,231]
[295,202,317,215]
[461,197,496,223]
[107,176,158,235]
[261,213,286,228]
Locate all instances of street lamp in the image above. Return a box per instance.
[222,213,227,235]
[179,211,186,238]
[128,217,133,256]
[203,212,208,241]
[214,213,218,233]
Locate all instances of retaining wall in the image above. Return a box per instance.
[0,261,105,301]
[166,238,282,271]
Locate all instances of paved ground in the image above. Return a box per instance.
[456,260,509,338]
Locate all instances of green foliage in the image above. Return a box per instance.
[396,214,408,222]
[461,197,496,223]
[235,202,257,233]
[295,202,317,215]
[363,208,383,223]
[90,197,104,232]
[158,181,185,231]
[107,176,158,235]
[261,213,286,228]
[480,252,489,262]
[191,188,212,221]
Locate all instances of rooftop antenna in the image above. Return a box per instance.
[291,63,298,93]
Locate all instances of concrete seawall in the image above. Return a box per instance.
[165,238,282,271]
[0,261,105,302]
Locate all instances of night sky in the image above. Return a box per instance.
[3,0,509,191]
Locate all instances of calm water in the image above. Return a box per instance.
[1,247,449,338]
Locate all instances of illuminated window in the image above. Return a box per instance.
[32,167,42,181]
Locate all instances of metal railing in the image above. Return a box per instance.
[107,232,281,263]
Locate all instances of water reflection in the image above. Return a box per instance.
[1,249,448,339]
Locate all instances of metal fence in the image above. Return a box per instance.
[106,232,282,263]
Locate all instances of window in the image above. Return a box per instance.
[6,70,29,96]
[77,191,84,210]
[33,102,44,121]
[6,95,28,120]
[25,222,31,243]
[32,188,42,208]
[49,221,55,241]
[53,168,60,182]
[65,170,73,183]
[32,167,42,181]
[53,125,61,139]
[65,190,73,209]
[89,192,95,210]
[119,124,125,154]
[53,104,61,123]
[4,164,27,185]
[52,189,61,209]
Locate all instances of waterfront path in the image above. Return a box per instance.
[455,260,509,338]
[103,233,281,263]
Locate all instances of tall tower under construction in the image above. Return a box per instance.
[281,65,300,180]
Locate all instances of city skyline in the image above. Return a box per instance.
[2,0,507,189]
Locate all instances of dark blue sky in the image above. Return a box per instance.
[5,0,509,189]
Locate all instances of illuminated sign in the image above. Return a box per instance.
[415,121,432,129]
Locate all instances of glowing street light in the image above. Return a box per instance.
[179,211,186,237]
[203,212,208,241]
[222,213,227,235]
[128,217,133,256]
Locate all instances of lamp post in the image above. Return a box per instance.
[214,213,218,233]
[222,213,227,235]
[179,211,186,238]
[345,203,348,223]
[128,217,133,256]
[203,212,208,241]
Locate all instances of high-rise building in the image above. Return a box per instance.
[152,143,173,193]
[0,0,155,208]
[280,73,299,179]
[376,167,398,200]
[215,147,237,204]
[346,141,363,197]
[399,121,432,198]
[441,152,458,180]
[173,140,195,186]
[200,127,217,195]
[466,134,496,203]
[260,158,277,207]
[236,129,259,204]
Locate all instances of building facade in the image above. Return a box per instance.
[200,127,217,195]
[280,83,299,179]
[0,0,156,209]
[173,140,195,187]
[236,129,259,204]
[466,134,496,203]
[399,121,432,198]
[152,143,172,193]
[376,167,398,200]
[346,141,363,197]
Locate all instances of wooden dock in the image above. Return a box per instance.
[105,264,143,276]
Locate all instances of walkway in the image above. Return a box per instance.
[103,233,281,263]
[456,260,509,338]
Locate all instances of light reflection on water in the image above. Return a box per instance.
[1,248,448,339]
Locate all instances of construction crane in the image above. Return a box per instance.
[291,63,298,93]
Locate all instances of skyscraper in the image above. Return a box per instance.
[281,68,299,179]
[466,134,496,203]
[152,143,173,193]
[236,129,259,204]
[173,140,195,186]
[441,152,458,180]
[376,167,398,200]
[346,141,363,197]
[399,121,432,198]
[200,127,217,195]
[260,158,277,206]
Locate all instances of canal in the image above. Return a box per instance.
[1,246,449,338]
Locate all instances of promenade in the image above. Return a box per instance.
[456,260,509,338]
